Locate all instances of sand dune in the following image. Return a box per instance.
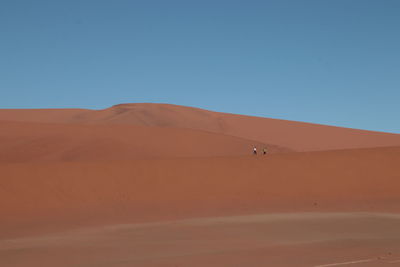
[1,146,399,238]
[0,108,88,123]
[1,104,400,266]
[0,120,288,163]
[1,103,400,151]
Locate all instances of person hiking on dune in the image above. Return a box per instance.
[263,147,267,155]
[253,146,257,155]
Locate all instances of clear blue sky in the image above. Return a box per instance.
[1,0,399,133]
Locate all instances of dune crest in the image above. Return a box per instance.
[1,103,399,151]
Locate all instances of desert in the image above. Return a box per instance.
[1,103,400,266]
[3,0,400,265]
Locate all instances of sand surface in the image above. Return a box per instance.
[1,103,400,266]
[1,213,400,267]
[1,146,400,238]
[0,120,288,163]
[1,103,400,151]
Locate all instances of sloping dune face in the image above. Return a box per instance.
[1,103,399,151]
[0,120,287,163]
[1,146,400,238]
[0,108,88,123]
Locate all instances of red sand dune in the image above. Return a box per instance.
[0,108,87,123]
[1,103,400,151]
[1,103,400,266]
[0,120,287,163]
[1,146,399,238]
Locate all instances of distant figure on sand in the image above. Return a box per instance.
[263,147,267,155]
[253,146,257,155]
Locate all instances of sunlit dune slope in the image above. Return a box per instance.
[1,103,399,151]
[0,108,88,123]
[0,121,287,163]
[1,146,399,237]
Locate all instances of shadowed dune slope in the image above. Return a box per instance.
[1,146,399,237]
[0,121,288,163]
[1,103,399,151]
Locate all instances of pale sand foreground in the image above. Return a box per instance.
[1,213,400,267]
